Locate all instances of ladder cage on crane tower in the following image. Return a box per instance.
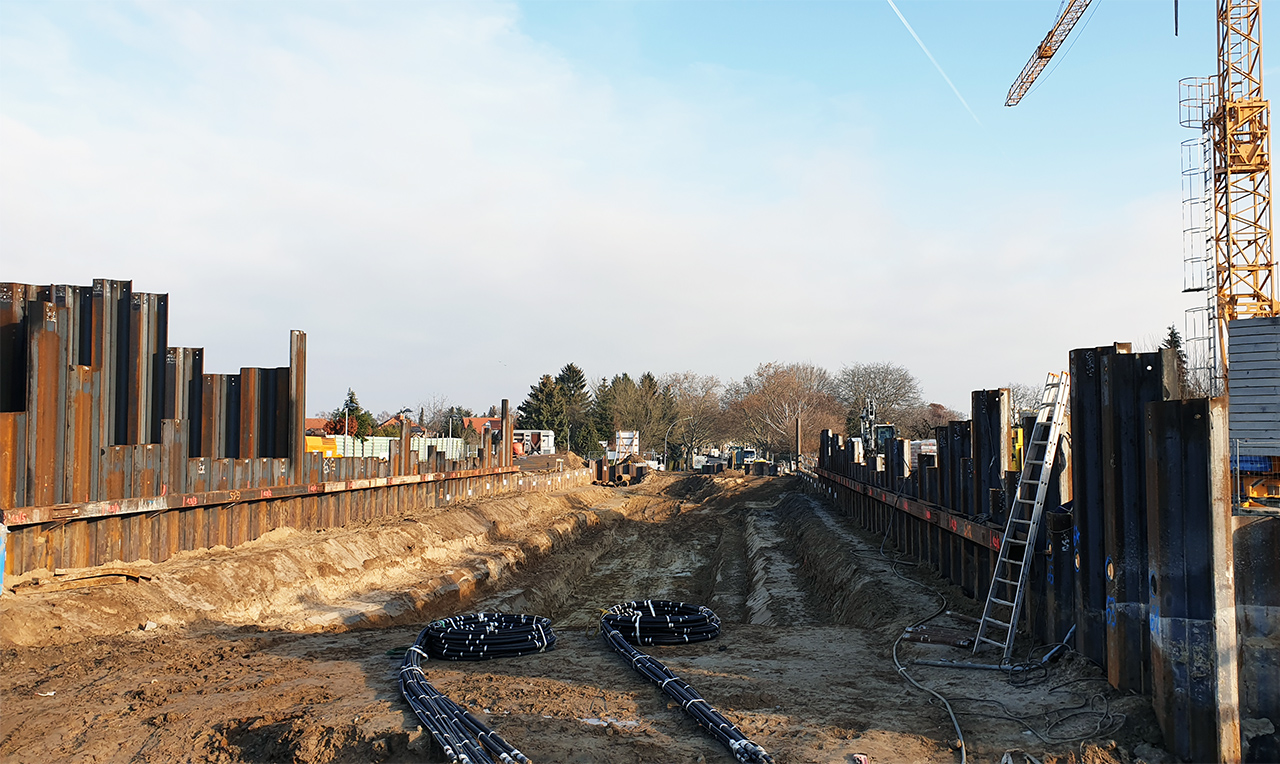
[1208,0,1278,389]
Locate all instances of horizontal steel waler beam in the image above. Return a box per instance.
[813,466,1005,551]
[2,464,522,527]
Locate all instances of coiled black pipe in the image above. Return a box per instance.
[600,600,774,764]
[400,613,555,764]
[423,612,558,660]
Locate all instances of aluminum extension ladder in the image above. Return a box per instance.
[973,371,1071,659]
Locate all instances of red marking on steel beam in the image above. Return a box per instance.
[184,496,198,507]
[261,489,272,498]
[992,534,1001,550]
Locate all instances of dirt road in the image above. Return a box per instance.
[0,473,1167,763]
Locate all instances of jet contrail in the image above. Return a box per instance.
[884,0,981,125]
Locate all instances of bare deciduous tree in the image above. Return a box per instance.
[835,362,924,419]
[892,402,967,439]
[415,393,452,435]
[662,372,725,465]
[725,362,842,454]
[1005,382,1042,417]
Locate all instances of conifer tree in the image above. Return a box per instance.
[324,389,377,437]
[516,375,569,446]
[556,363,593,454]
[1161,323,1190,393]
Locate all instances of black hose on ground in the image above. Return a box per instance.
[600,600,774,764]
[400,613,555,764]
[422,612,558,660]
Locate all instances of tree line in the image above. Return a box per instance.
[319,329,1200,458]
[318,357,1069,462]
[514,361,970,462]
[317,389,497,443]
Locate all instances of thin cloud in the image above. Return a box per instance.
[884,0,981,125]
[0,2,1186,414]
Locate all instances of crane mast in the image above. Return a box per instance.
[1210,0,1278,376]
[1006,1,1094,107]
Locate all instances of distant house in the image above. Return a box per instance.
[377,414,430,436]
[304,417,330,436]
[463,416,502,435]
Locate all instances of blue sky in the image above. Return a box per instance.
[0,1,1258,416]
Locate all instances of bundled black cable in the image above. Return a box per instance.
[400,613,555,764]
[423,612,558,660]
[600,600,774,764]
[602,599,722,645]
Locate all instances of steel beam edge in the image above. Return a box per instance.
[815,466,1004,551]
[3,464,525,527]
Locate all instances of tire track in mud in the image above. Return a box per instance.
[743,505,815,627]
[478,496,725,630]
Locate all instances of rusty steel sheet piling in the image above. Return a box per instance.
[1,280,578,578]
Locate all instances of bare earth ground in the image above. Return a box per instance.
[0,473,1170,764]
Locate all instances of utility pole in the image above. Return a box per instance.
[795,415,802,471]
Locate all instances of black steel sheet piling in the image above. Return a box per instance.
[185,349,204,456]
[108,281,133,450]
[934,425,951,511]
[1145,397,1241,763]
[1070,344,1120,669]
[1046,505,1076,645]
[970,389,1011,521]
[1232,515,1280,763]
[224,374,241,458]
[149,294,169,445]
[1100,349,1172,693]
[810,349,1264,764]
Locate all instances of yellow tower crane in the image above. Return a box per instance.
[1007,1,1279,385]
[1210,0,1277,336]
[1005,1,1094,107]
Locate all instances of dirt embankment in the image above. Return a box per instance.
[1,485,629,647]
[0,473,1169,764]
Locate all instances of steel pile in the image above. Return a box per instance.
[600,600,774,764]
[400,613,555,764]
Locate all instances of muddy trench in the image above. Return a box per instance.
[0,474,1162,764]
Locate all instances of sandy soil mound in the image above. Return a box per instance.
[1,487,620,647]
